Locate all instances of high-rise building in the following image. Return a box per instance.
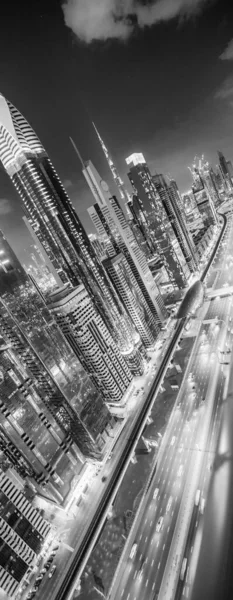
[189,160,218,228]
[126,154,190,288]
[91,125,131,205]
[102,252,157,350]
[83,160,165,326]
[47,285,134,404]
[0,470,51,597]
[218,151,233,192]
[0,230,113,456]
[0,94,140,374]
[88,203,163,346]
[152,174,197,273]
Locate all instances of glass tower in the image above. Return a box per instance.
[0,94,140,372]
[0,229,113,456]
[83,160,165,325]
[126,154,190,288]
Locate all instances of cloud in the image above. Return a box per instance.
[220,38,233,61]
[0,198,12,216]
[62,0,213,43]
[215,75,233,100]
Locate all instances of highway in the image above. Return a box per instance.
[109,212,233,600]
[109,304,231,600]
[53,319,185,600]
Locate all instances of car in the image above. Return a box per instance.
[130,543,137,559]
[35,575,43,583]
[153,487,159,500]
[180,558,187,581]
[195,489,201,506]
[171,436,176,446]
[200,498,206,514]
[138,559,145,579]
[156,516,164,532]
[48,565,57,579]
[101,476,107,482]
[40,568,47,575]
[177,465,184,477]
[166,496,173,513]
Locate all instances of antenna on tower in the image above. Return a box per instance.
[69,136,85,169]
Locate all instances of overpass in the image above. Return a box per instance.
[206,285,233,299]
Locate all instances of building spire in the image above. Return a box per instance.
[92,122,131,204]
[69,136,85,169]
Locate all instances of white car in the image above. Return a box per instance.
[130,543,137,559]
[48,565,56,579]
[153,487,159,500]
[166,496,173,513]
[200,498,206,514]
[177,465,184,477]
[171,436,176,446]
[156,516,164,532]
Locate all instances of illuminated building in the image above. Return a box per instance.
[189,157,220,217]
[0,230,113,455]
[83,160,165,326]
[0,95,140,373]
[218,150,233,188]
[88,203,162,345]
[126,154,190,288]
[189,160,218,228]
[152,174,197,273]
[0,470,51,597]
[126,194,154,258]
[102,252,157,351]
[47,285,133,404]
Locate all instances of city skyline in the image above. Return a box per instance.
[0,0,232,264]
[0,2,233,599]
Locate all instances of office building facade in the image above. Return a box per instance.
[0,470,51,597]
[0,230,113,456]
[152,173,197,272]
[84,160,165,326]
[126,154,190,288]
[0,95,140,373]
[47,285,134,404]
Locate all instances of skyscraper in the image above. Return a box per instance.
[218,150,233,191]
[152,173,197,272]
[0,229,113,456]
[83,160,165,325]
[102,253,157,351]
[47,284,134,404]
[0,470,51,597]
[0,94,140,374]
[126,154,190,288]
[88,201,162,346]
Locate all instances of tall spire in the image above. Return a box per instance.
[92,122,131,204]
[69,136,85,169]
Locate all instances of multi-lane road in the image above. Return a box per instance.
[110,210,233,600]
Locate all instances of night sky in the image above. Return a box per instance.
[0,0,233,264]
